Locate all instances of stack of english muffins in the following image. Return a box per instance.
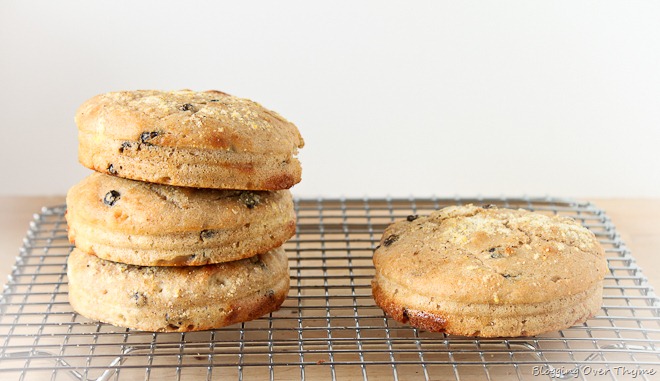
[66,90,304,332]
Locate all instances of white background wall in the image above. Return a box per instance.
[1,1,659,198]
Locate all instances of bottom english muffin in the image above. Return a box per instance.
[67,247,290,332]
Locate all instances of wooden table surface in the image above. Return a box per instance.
[0,196,658,290]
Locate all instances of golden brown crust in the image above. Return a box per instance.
[372,204,608,337]
[372,276,603,337]
[75,90,304,190]
[372,281,448,332]
[67,247,290,332]
[66,172,296,266]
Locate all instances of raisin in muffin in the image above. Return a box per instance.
[372,204,608,337]
[75,90,304,190]
[66,172,296,266]
[67,246,290,332]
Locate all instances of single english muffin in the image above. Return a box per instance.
[75,89,304,190]
[372,204,608,337]
[66,172,296,266]
[67,247,290,332]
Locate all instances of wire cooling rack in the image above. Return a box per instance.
[0,197,658,381]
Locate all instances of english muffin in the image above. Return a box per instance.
[75,89,304,190]
[372,204,608,337]
[67,246,290,332]
[66,172,296,266]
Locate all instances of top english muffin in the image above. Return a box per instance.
[75,90,304,190]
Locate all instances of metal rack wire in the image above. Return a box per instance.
[0,197,658,380]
